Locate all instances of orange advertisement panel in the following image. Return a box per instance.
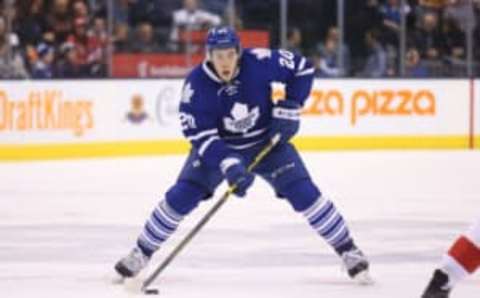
[0,80,186,144]
[283,79,471,136]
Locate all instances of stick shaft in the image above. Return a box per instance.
[142,135,279,290]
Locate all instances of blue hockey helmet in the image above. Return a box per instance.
[206,26,241,57]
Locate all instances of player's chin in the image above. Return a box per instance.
[220,71,233,82]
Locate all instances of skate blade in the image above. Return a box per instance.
[109,271,126,285]
[353,270,375,285]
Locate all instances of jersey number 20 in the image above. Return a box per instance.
[278,50,295,70]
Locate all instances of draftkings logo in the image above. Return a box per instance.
[0,89,94,136]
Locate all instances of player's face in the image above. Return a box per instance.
[210,48,239,82]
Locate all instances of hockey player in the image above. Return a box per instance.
[115,26,372,284]
[422,219,480,298]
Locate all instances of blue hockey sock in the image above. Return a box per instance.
[137,199,184,257]
[302,196,354,255]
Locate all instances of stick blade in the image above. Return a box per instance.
[143,288,160,295]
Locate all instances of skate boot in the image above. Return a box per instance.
[114,247,150,278]
[421,269,451,298]
[341,247,373,285]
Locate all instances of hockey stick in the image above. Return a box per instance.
[140,134,281,294]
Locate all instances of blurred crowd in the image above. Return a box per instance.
[304,0,480,77]
[0,0,479,79]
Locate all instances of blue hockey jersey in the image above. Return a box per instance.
[179,48,314,170]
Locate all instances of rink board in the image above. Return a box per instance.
[0,79,476,160]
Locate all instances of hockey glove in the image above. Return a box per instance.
[221,155,255,198]
[270,99,301,144]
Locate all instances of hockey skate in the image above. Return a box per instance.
[341,248,374,285]
[114,247,150,280]
[421,269,451,298]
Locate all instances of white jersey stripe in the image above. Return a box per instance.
[198,136,220,156]
[296,68,315,77]
[298,57,306,72]
[226,139,263,150]
[186,128,219,141]
[223,128,268,140]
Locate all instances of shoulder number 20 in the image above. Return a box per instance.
[278,50,295,70]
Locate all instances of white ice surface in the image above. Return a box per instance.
[0,151,479,298]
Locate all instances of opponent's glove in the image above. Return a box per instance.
[270,99,301,144]
[220,155,255,198]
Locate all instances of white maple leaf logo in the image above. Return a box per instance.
[181,83,194,104]
[224,103,260,134]
[231,103,249,120]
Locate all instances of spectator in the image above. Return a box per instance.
[380,0,411,46]
[15,0,47,47]
[112,0,130,25]
[67,17,89,65]
[442,17,465,60]
[0,17,29,79]
[417,0,449,14]
[405,48,429,77]
[31,43,55,78]
[444,0,476,32]
[72,0,89,20]
[381,0,410,29]
[345,0,383,74]
[113,23,131,53]
[286,27,303,56]
[87,16,108,76]
[46,0,72,44]
[410,12,445,60]
[170,0,222,49]
[130,0,179,28]
[203,0,229,16]
[358,29,387,77]
[86,0,105,16]
[131,22,160,53]
[55,42,81,78]
[414,0,447,28]
[419,0,449,8]
[66,17,101,77]
[314,39,341,78]
[315,26,350,77]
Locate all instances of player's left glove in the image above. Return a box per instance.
[270,99,301,144]
[220,155,255,198]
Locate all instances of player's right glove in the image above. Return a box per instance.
[220,155,255,198]
[270,99,301,144]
